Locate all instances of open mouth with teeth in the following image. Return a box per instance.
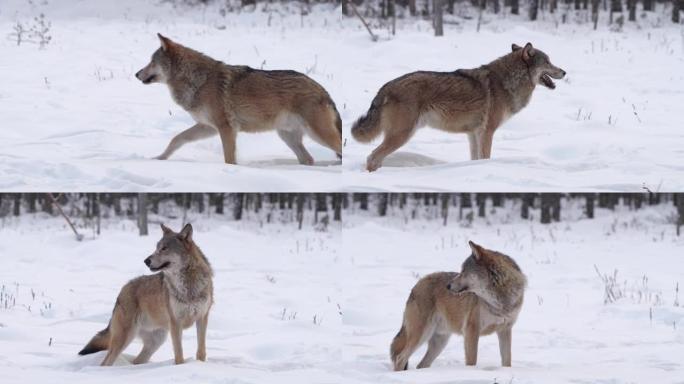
[540,73,556,89]
[141,74,157,84]
[149,261,170,272]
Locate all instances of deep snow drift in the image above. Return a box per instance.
[0,1,343,191]
[0,215,343,383]
[342,202,684,383]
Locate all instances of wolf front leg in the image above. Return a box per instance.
[195,312,209,362]
[497,327,512,367]
[169,317,185,364]
[218,126,238,164]
[474,129,495,160]
[463,320,480,366]
[155,124,217,160]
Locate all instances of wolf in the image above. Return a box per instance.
[352,43,566,171]
[135,34,342,165]
[390,241,526,371]
[79,223,213,366]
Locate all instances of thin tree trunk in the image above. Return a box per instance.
[434,0,444,36]
[138,193,148,236]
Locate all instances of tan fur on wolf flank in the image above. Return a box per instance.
[390,241,526,371]
[135,34,342,165]
[352,42,566,171]
[79,223,213,366]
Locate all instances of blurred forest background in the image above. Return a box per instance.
[0,193,682,236]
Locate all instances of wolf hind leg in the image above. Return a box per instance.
[277,129,314,165]
[132,329,167,364]
[366,104,418,172]
[497,327,512,367]
[155,124,216,160]
[100,314,136,366]
[417,332,450,369]
[300,106,342,159]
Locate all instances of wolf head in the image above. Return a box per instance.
[135,34,177,85]
[144,223,195,273]
[447,241,526,313]
[511,42,566,90]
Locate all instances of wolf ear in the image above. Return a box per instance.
[157,33,173,51]
[522,42,536,60]
[512,43,523,52]
[179,223,193,242]
[468,240,485,261]
[160,223,173,235]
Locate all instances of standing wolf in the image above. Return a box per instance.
[135,34,342,165]
[352,43,566,171]
[390,241,526,371]
[79,223,213,366]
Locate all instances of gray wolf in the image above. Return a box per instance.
[136,34,342,165]
[390,241,526,370]
[352,43,566,171]
[79,223,214,366]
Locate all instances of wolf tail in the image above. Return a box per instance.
[351,93,384,143]
[333,103,343,159]
[390,325,408,370]
[78,324,111,355]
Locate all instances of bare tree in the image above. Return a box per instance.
[138,193,148,236]
[434,0,444,36]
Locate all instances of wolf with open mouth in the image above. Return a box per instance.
[352,42,566,172]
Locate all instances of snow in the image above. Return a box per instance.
[0,215,342,383]
[340,15,684,191]
[0,1,343,192]
[2,2,682,191]
[341,201,684,383]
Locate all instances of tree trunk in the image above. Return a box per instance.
[529,0,539,20]
[358,194,368,210]
[628,0,636,21]
[378,193,389,216]
[551,194,561,222]
[233,193,244,221]
[511,0,519,14]
[434,0,444,36]
[586,193,595,219]
[592,0,600,29]
[677,193,684,236]
[674,0,681,23]
[476,194,486,218]
[296,194,305,230]
[541,194,552,224]
[13,194,21,216]
[441,193,450,226]
[215,193,224,214]
[521,194,532,220]
[138,193,148,236]
[333,194,342,222]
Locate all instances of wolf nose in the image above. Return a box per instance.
[144,257,151,266]
[135,70,142,79]
[446,284,452,290]
[561,69,567,77]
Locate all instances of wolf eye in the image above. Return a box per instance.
[160,246,167,251]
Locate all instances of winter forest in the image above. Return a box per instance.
[1,193,683,234]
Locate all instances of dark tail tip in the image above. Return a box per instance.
[78,346,103,356]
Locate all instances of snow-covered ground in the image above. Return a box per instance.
[0,215,343,383]
[340,12,684,191]
[342,202,684,383]
[2,2,683,191]
[0,1,343,191]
